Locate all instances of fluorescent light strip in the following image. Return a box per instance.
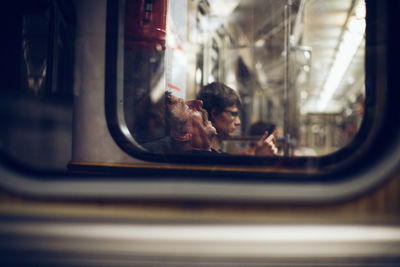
[318,2,365,112]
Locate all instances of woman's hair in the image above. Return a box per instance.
[248,121,276,147]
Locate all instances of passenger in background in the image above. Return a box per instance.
[241,121,278,155]
[141,91,218,154]
[197,82,277,156]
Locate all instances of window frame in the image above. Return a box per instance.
[105,0,384,177]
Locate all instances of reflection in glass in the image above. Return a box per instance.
[0,1,75,171]
[21,8,50,95]
[123,0,366,156]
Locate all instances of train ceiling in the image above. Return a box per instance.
[208,0,364,114]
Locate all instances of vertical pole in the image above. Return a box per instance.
[283,0,292,157]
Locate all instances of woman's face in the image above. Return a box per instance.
[211,105,241,137]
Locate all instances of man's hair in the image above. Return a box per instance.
[196,82,242,117]
[164,91,186,136]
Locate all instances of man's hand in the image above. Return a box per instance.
[254,130,278,156]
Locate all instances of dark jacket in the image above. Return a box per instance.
[141,136,220,155]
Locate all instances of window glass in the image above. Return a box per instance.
[123,0,366,157]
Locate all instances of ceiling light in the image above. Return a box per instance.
[255,39,265,47]
[317,1,365,112]
[209,0,240,17]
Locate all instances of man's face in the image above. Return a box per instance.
[167,93,217,150]
[211,105,241,137]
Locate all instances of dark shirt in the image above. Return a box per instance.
[141,136,185,154]
[141,136,220,155]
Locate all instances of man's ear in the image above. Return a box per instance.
[173,132,192,142]
[210,108,219,120]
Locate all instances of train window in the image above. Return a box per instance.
[0,0,397,201]
[105,0,371,168]
[0,0,388,175]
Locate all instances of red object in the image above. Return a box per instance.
[125,0,168,51]
[167,83,180,91]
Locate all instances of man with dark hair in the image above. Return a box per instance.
[196,82,242,152]
[142,91,217,154]
[197,82,277,155]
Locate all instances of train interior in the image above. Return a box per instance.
[0,0,400,266]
